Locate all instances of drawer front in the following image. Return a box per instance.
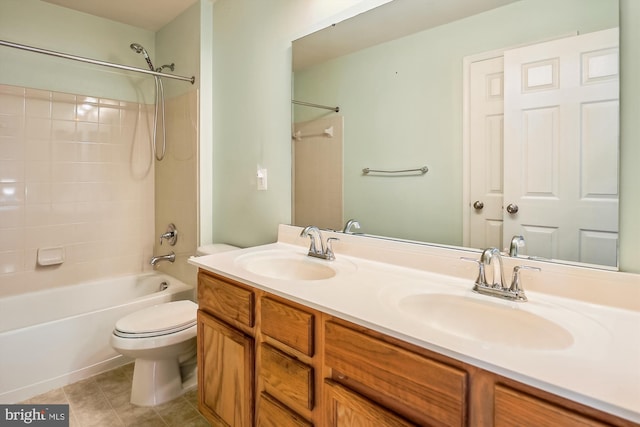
[494,385,609,427]
[257,393,313,427]
[198,271,254,328]
[260,343,314,411]
[324,380,416,427]
[261,297,314,356]
[325,321,467,427]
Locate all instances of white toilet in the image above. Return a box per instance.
[110,243,238,406]
[110,300,199,406]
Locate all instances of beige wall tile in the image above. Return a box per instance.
[0,85,157,296]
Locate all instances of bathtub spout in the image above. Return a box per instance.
[150,252,175,268]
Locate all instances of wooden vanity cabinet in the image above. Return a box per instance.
[197,270,638,427]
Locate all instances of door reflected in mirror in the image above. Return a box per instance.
[292,0,620,269]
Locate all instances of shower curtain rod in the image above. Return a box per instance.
[292,100,340,113]
[0,39,195,84]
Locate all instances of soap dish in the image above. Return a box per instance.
[37,247,65,266]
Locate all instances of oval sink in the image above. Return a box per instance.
[398,293,574,350]
[235,250,355,281]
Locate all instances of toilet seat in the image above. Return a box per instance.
[114,300,197,339]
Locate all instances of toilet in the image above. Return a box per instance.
[110,243,238,406]
[111,300,198,406]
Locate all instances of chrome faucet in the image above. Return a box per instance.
[300,226,338,260]
[509,235,525,257]
[462,247,540,302]
[343,219,361,234]
[150,252,175,268]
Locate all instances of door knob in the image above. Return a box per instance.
[473,201,484,210]
[506,203,519,214]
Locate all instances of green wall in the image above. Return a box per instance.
[209,0,366,247]
[0,0,156,103]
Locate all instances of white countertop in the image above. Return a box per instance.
[190,227,640,423]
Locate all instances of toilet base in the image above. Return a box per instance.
[130,358,194,407]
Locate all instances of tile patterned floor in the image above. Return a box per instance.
[22,364,211,427]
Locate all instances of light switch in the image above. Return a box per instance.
[257,168,268,190]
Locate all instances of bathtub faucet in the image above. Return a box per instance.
[150,252,175,268]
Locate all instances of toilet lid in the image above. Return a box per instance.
[114,300,197,338]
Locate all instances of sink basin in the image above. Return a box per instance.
[397,293,574,350]
[235,250,355,281]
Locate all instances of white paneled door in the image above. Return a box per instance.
[503,28,619,266]
[467,28,619,267]
[468,56,505,250]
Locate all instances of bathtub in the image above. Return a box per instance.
[0,272,194,403]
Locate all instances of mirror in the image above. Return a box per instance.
[292,0,620,269]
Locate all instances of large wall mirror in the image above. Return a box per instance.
[292,0,622,269]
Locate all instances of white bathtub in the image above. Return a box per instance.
[0,272,194,403]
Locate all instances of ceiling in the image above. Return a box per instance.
[40,0,199,32]
[293,0,520,70]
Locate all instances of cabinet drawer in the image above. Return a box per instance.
[261,297,314,356]
[260,344,314,411]
[257,393,312,427]
[198,271,254,328]
[494,385,609,427]
[325,321,467,427]
[324,380,416,427]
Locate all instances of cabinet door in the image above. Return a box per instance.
[198,310,254,427]
[324,380,416,427]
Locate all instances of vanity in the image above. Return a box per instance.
[189,225,640,426]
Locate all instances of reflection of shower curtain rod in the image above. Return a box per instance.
[292,100,339,113]
[0,39,195,84]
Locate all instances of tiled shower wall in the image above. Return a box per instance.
[0,84,156,297]
[154,89,199,286]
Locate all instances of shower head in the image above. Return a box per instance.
[129,43,145,54]
[129,42,155,71]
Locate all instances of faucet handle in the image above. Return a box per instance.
[325,237,339,260]
[509,265,541,300]
[160,223,178,246]
[461,257,486,286]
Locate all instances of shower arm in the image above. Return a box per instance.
[0,39,195,84]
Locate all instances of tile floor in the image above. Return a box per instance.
[22,364,211,427]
